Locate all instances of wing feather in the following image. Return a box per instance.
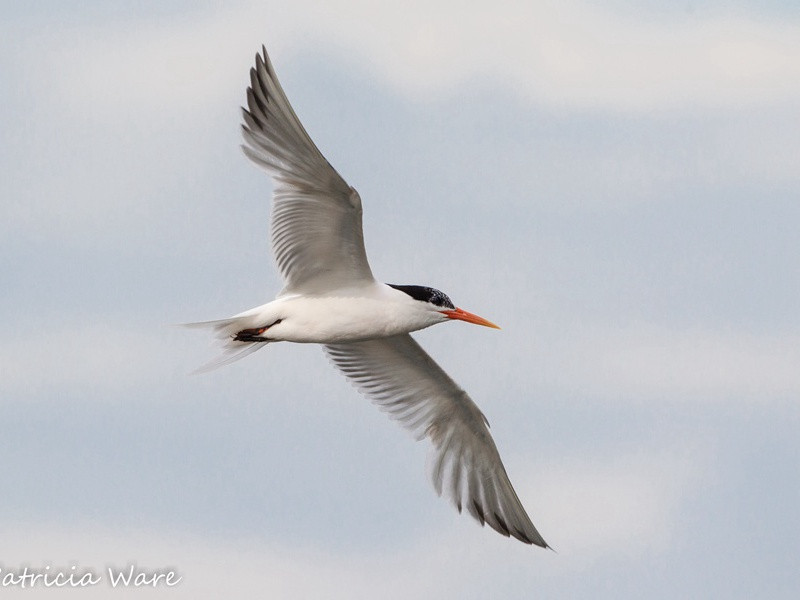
[324,334,548,547]
[242,47,375,293]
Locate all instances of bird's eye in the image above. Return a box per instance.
[431,291,455,309]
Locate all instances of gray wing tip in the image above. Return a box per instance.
[469,501,549,547]
[255,45,276,83]
[246,86,267,119]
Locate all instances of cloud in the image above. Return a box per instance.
[0,320,178,399]
[325,1,800,111]
[0,440,701,598]
[549,324,800,401]
[4,0,800,247]
[525,448,705,556]
[0,524,481,599]
[9,0,800,119]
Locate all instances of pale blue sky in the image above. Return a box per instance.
[2,1,799,598]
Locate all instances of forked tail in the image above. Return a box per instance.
[183,317,270,373]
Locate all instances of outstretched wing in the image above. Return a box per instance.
[324,334,548,547]
[242,47,375,294]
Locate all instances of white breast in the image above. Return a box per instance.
[262,285,441,343]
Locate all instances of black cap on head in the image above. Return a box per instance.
[388,284,455,309]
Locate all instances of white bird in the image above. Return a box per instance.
[192,46,548,548]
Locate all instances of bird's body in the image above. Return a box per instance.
[217,283,448,344]
[192,46,549,548]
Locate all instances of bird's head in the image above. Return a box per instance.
[387,284,500,329]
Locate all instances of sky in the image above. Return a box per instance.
[2,0,799,597]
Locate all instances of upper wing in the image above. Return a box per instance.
[324,334,548,547]
[242,47,375,294]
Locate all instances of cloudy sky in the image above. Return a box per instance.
[2,0,799,597]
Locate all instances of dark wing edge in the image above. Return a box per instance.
[241,47,374,292]
[323,334,549,548]
[241,46,345,193]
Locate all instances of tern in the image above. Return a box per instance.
[192,46,548,547]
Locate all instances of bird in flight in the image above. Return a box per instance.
[191,46,548,547]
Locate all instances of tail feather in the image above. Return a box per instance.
[183,317,242,339]
[191,342,266,374]
[183,317,269,373]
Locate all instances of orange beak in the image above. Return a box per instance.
[441,307,500,329]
